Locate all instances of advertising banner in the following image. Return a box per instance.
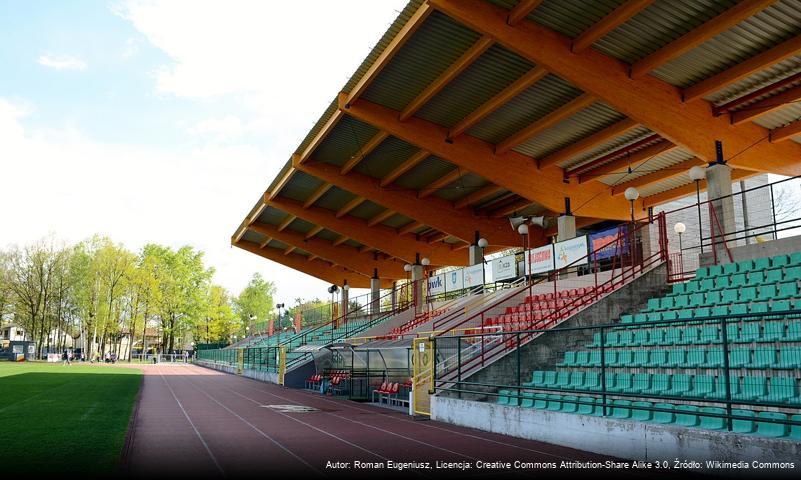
[525,244,555,274]
[444,269,464,292]
[554,235,589,269]
[589,227,624,261]
[427,274,445,295]
[463,264,484,288]
[492,254,517,281]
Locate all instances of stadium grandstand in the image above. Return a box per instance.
[197,0,801,467]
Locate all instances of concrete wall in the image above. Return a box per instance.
[450,264,670,401]
[699,235,801,267]
[432,396,800,474]
[195,360,280,384]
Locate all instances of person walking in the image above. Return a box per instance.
[62,350,71,366]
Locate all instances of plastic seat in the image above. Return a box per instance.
[587,333,601,348]
[630,401,653,422]
[651,403,675,424]
[671,283,687,296]
[685,349,705,368]
[567,371,585,390]
[559,395,579,413]
[674,405,700,427]
[646,312,662,323]
[725,323,740,343]
[574,351,590,367]
[678,326,700,345]
[786,265,801,280]
[738,322,760,343]
[546,394,566,411]
[756,412,789,438]
[665,374,691,396]
[532,393,549,409]
[711,305,728,317]
[677,309,694,321]
[698,325,720,344]
[662,310,678,321]
[770,299,791,312]
[604,331,621,347]
[633,313,647,323]
[665,349,686,368]
[660,296,675,310]
[644,329,664,346]
[554,371,571,388]
[618,330,635,346]
[777,282,798,300]
[645,374,670,395]
[689,292,705,308]
[519,391,535,408]
[777,347,801,369]
[699,407,727,430]
[674,295,690,308]
[722,262,738,275]
[714,275,730,290]
[703,290,721,306]
[758,284,777,301]
[772,254,790,268]
[632,330,649,347]
[703,349,724,368]
[610,399,632,419]
[577,396,600,416]
[750,302,769,314]
[662,328,682,345]
[734,376,767,401]
[540,371,557,387]
[620,314,634,324]
[696,266,709,279]
[754,257,771,270]
[557,351,576,367]
[788,321,801,341]
[603,350,617,367]
[612,373,633,393]
[748,271,766,286]
[738,259,755,272]
[692,375,716,398]
[721,288,739,304]
[765,268,783,284]
[497,389,518,406]
[759,377,797,404]
[732,409,756,434]
[700,278,715,291]
[750,348,777,369]
[630,350,648,368]
[583,372,601,391]
[685,280,701,293]
[729,303,748,316]
[695,306,711,318]
[612,350,633,367]
[587,351,602,367]
[729,348,751,368]
[646,350,667,367]
[644,298,661,312]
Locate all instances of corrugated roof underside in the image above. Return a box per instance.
[314,116,379,166]
[597,147,696,186]
[433,173,489,202]
[354,136,420,179]
[528,0,626,38]
[562,125,654,170]
[395,156,455,190]
[280,170,325,203]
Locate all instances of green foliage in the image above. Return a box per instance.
[234,272,276,326]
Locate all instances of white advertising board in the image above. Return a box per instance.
[554,235,589,269]
[463,264,484,288]
[427,274,445,295]
[492,254,517,281]
[444,268,464,292]
[525,244,555,275]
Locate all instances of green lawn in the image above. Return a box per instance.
[0,362,142,474]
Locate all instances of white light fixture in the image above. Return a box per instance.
[674,222,686,235]
[343,284,349,291]
[517,224,529,235]
[403,264,412,272]
[477,238,488,248]
[689,166,705,182]
[624,187,640,201]
[421,257,430,266]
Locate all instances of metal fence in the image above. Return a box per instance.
[433,309,801,433]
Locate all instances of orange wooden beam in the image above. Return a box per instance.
[538,118,640,169]
[399,221,425,236]
[340,131,389,174]
[345,3,433,105]
[683,34,801,102]
[234,240,390,288]
[380,149,430,187]
[304,182,333,208]
[449,66,548,139]
[571,0,653,53]
[267,166,296,200]
[730,84,801,125]
[578,140,679,183]
[283,245,296,255]
[332,236,349,247]
[277,214,296,231]
[259,236,272,248]
[295,157,522,245]
[339,94,632,220]
[770,120,801,143]
[367,209,396,227]
[249,222,406,278]
[336,196,366,218]
[305,225,324,239]
[496,92,596,154]
[490,198,533,217]
[454,184,504,209]
[400,36,493,121]
[641,168,755,208]
[507,0,543,26]
[428,0,801,176]
[266,197,468,266]
[419,168,465,198]
[610,157,705,195]
[298,111,343,165]
[630,0,775,78]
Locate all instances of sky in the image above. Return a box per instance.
[0,0,408,301]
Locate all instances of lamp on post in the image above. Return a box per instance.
[674,222,686,278]
[689,166,706,253]
[624,187,640,224]
[517,223,529,283]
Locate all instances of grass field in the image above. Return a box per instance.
[0,362,142,474]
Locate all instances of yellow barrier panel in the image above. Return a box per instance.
[412,337,434,416]
[277,346,287,385]
[236,348,244,375]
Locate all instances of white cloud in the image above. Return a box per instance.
[37,54,87,71]
[187,115,246,141]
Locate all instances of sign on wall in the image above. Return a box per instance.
[427,274,446,295]
[492,254,517,281]
[525,244,555,274]
[589,227,625,261]
[463,264,484,288]
[445,268,464,292]
[554,235,589,269]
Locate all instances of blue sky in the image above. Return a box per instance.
[0,0,407,300]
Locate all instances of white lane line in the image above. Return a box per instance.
[174,368,324,477]
[156,366,225,476]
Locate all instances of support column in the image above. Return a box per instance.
[411,264,425,314]
[706,158,736,260]
[341,282,349,325]
[391,281,398,311]
[370,269,381,316]
[556,215,576,242]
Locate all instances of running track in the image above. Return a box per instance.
[123,364,674,478]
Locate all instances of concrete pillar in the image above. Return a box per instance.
[556,215,576,241]
[706,162,736,257]
[411,264,425,314]
[370,277,381,316]
[468,245,482,266]
[340,284,349,324]
[391,281,398,311]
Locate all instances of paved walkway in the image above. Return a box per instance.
[124,364,664,478]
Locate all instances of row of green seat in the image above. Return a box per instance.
[696,254,801,279]
[524,370,801,404]
[589,320,801,347]
[648,283,799,312]
[495,392,801,439]
[559,346,800,370]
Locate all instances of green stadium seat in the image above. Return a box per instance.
[583,372,600,391]
[790,415,801,440]
[754,257,771,270]
[761,322,785,342]
[721,289,738,304]
[714,276,730,290]
[559,395,579,413]
[770,299,791,312]
[618,330,635,346]
[704,350,724,368]
[734,376,767,401]
[646,349,667,367]
[786,265,801,280]
[759,377,796,404]
[665,374,691,396]
[732,409,756,434]
[532,393,548,409]
[519,392,535,408]
[630,373,651,393]
[725,323,740,343]
[729,349,750,368]
[664,349,686,368]
[765,268,783,284]
[633,330,650,347]
[574,351,590,367]
[651,403,675,424]
[557,351,576,367]
[699,325,720,344]
[662,328,682,345]
[777,282,798,300]
[603,351,617,366]
[646,312,662,322]
[689,292,705,308]
[730,273,747,288]
[777,347,801,369]
[700,278,715,291]
[497,389,519,406]
[603,331,620,347]
[790,252,801,266]
[748,270,765,285]
[750,348,776,368]
[678,309,694,321]
[722,263,738,275]
[674,405,700,427]
[711,305,728,317]
[758,284,777,301]
[610,399,632,419]
[737,259,755,272]
[686,280,701,293]
[695,267,709,279]
[660,296,674,310]
[554,371,571,388]
[695,306,711,318]
[644,298,661,312]
[631,401,653,422]
[645,374,670,395]
[644,329,664,346]
[540,371,557,387]
[756,412,789,438]
[567,372,586,390]
[674,295,690,308]
[692,375,716,397]
[788,321,801,341]
[709,264,723,277]
[671,282,687,295]
[620,314,634,324]
[603,372,618,391]
[631,350,649,367]
[546,394,566,411]
[730,303,748,315]
[699,407,727,430]
[611,350,632,367]
[738,286,758,302]
[587,351,602,367]
[738,322,760,343]
[705,375,739,400]
[703,290,721,306]
[772,254,790,268]
[586,333,601,348]
[577,396,601,416]
[750,302,769,314]
[685,349,706,367]
[662,310,678,321]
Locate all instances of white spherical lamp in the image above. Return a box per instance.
[624,187,640,201]
[477,238,489,248]
[688,166,705,182]
[421,257,430,266]
[674,222,686,235]
[517,224,529,235]
[403,264,412,272]
[343,284,349,291]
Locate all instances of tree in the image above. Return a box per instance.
[234,273,276,330]
[199,285,239,343]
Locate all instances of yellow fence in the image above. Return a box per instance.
[277,346,287,385]
[412,337,434,416]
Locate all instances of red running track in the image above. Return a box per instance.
[123,364,674,478]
